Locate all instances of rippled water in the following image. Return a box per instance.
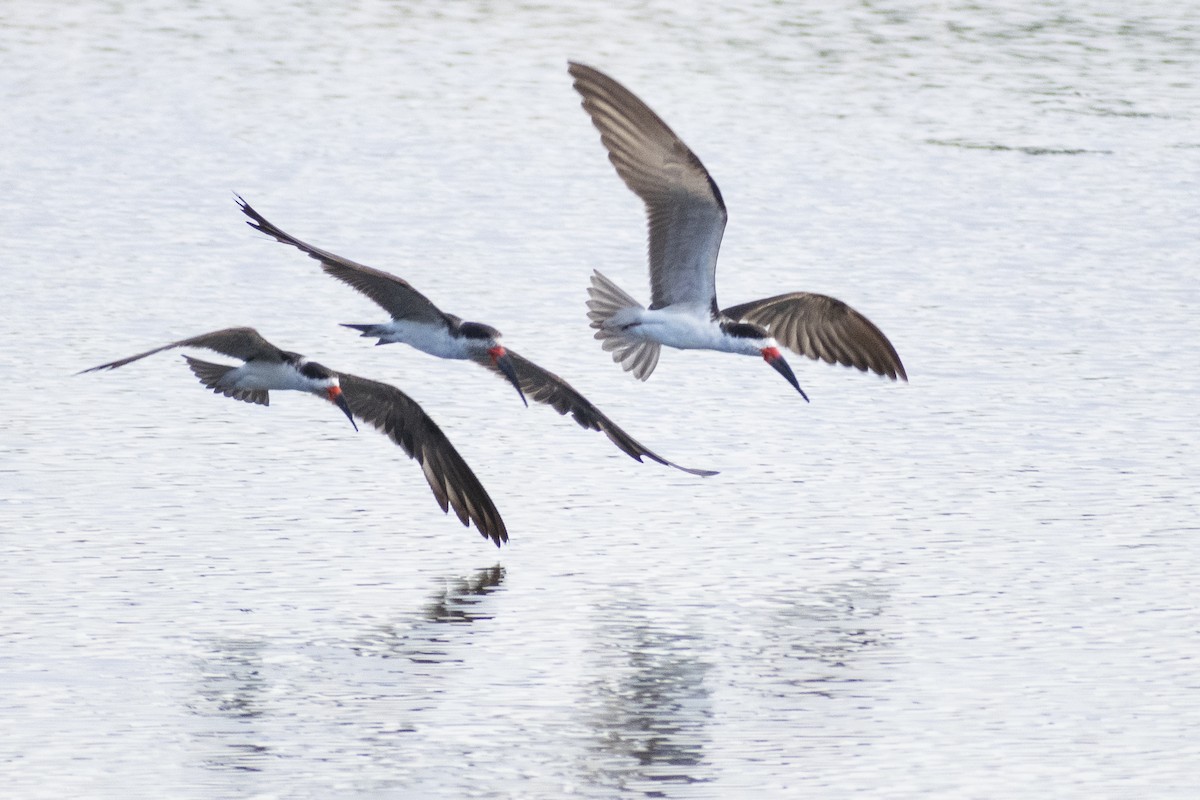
[2,1,1199,797]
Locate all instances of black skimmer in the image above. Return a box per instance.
[568,62,907,401]
[236,198,527,409]
[80,327,508,545]
[236,197,717,478]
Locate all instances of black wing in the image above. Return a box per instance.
[237,196,451,327]
[337,372,508,546]
[477,349,717,477]
[723,293,907,381]
[79,327,287,373]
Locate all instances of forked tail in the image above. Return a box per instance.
[183,356,269,406]
[586,270,660,381]
[340,323,392,346]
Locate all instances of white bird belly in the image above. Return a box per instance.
[629,308,728,351]
[226,361,314,392]
[376,321,469,360]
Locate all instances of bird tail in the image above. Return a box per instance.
[183,356,269,406]
[586,270,660,381]
[340,323,393,346]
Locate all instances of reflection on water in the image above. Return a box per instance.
[350,565,506,664]
[6,0,1200,795]
[580,595,714,794]
[189,567,506,778]
[422,565,506,625]
[747,578,893,701]
[572,576,893,795]
[191,638,273,774]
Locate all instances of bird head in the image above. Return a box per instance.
[460,322,527,407]
[722,322,809,401]
[301,361,359,430]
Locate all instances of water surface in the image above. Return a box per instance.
[2,1,1198,797]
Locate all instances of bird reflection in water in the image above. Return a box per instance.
[747,578,893,700]
[347,565,507,665]
[190,638,273,774]
[581,599,715,793]
[422,565,506,624]
[189,567,508,775]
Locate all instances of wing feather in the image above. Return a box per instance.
[476,350,716,477]
[79,327,286,372]
[723,293,907,381]
[336,373,508,546]
[569,62,726,312]
[237,196,450,327]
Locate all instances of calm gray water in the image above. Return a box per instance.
[2,1,1199,797]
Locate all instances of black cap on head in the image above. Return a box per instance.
[722,321,770,340]
[459,321,502,341]
[299,360,336,380]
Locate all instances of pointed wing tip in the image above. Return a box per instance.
[876,347,907,382]
[681,466,720,477]
[479,520,508,547]
[874,361,907,382]
[652,455,719,477]
[236,196,267,229]
[644,453,719,478]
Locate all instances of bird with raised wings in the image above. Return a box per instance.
[237,196,716,477]
[568,62,907,401]
[80,327,508,546]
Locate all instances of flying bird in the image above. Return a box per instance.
[237,196,717,477]
[568,62,907,400]
[80,327,508,545]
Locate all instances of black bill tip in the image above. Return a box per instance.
[494,352,528,408]
[765,350,809,402]
[333,392,359,431]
